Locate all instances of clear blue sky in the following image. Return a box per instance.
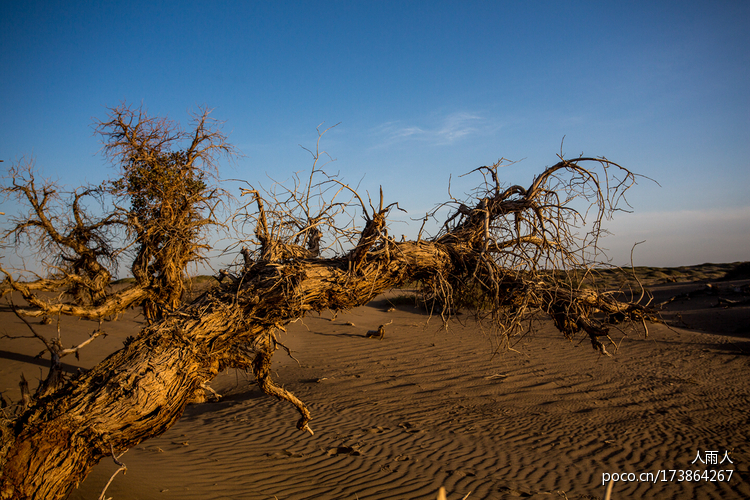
[2,0,748,269]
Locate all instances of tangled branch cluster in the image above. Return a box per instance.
[1,103,235,322]
[424,157,657,352]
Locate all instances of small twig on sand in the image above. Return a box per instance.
[98,443,128,500]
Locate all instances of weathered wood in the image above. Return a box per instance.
[0,234,653,498]
[0,242,418,498]
[0,157,656,499]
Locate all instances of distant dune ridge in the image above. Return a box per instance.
[2,262,748,499]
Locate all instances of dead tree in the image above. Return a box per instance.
[1,126,656,498]
[1,104,234,323]
[97,103,235,322]
[0,163,134,316]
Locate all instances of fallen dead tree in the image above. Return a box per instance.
[1,114,656,499]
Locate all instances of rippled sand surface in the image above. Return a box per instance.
[3,282,748,499]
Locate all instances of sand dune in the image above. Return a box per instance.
[2,280,749,499]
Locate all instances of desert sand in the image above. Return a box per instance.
[2,278,748,499]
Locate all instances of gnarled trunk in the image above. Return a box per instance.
[0,237,652,498]
[0,241,436,498]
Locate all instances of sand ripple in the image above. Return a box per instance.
[63,301,750,499]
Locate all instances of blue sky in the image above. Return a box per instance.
[1,0,748,270]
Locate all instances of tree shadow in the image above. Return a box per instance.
[0,349,80,373]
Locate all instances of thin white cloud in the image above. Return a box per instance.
[370,112,485,148]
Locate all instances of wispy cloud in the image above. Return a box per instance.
[370,112,486,148]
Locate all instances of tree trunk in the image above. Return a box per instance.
[0,241,449,499]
